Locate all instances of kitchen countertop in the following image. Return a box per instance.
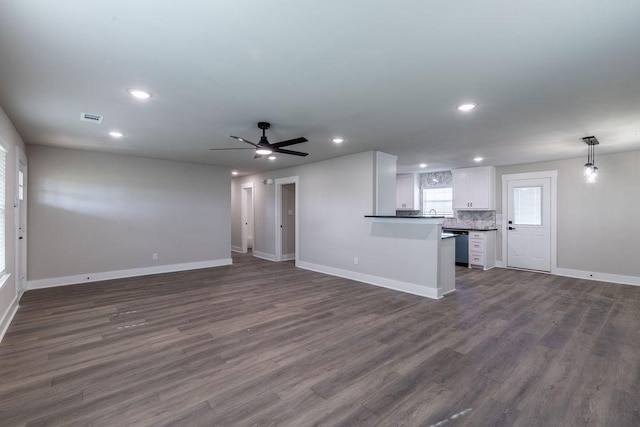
[365,215,445,218]
[442,227,498,231]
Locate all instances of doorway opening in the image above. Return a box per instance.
[275,176,299,262]
[240,182,254,254]
[502,171,557,273]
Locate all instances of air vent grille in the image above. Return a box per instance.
[80,112,103,124]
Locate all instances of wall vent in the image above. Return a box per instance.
[80,112,103,124]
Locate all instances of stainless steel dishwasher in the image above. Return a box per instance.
[443,229,469,266]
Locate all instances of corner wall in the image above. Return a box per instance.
[0,107,27,341]
[27,145,232,288]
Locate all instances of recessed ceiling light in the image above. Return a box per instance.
[474,157,483,162]
[419,163,427,168]
[332,137,344,143]
[457,103,477,112]
[231,171,239,176]
[128,89,151,100]
[268,156,276,160]
[109,131,123,138]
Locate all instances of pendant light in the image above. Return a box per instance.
[582,136,599,183]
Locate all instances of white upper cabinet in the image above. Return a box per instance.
[452,166,496,210]
[396,174,419,210]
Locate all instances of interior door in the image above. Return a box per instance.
[507,178,551,271]
[240,183,254,253]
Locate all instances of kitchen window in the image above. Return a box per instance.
[422,187,453,217]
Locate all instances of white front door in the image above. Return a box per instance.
[507,178,551,271]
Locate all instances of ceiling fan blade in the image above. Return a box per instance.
[209,147,255,151]
[270,137,308,148]
[253,152,264,159]
[273,148,309,157]
[230,135,258,147]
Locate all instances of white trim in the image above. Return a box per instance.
[0,273,10,291]
[501,170,558,273]
[282,253,295,261]
[252,251,277,262]
[240,182,254,254]
[274,176,299,262]
[26,258,232,290]
[554,268,640,287]
[15,147,28,293]
[231,245,243,253]
[0,294,19,343]
[297,260,441,299]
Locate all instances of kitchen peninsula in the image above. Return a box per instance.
[363,215,456,298]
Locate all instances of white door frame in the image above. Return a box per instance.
[15,148,28,293]
[275,176,299,262]
[501,170,557,273]
[240,182,254,254]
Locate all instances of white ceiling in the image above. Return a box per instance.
[1,1,639,175]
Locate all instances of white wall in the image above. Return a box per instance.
[27,146,232,287]
[232,151,376,264]
[0,107,27,341]
[496,149,640,280]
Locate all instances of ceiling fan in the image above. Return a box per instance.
[210,122,309,158]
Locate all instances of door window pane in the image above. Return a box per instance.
[513,186,542,225]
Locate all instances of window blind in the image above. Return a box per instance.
[422,187,454,217]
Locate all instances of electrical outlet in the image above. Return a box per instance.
[354,257,359,265]
[152,253,158,260]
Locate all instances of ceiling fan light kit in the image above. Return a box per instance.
[210,122,309,159]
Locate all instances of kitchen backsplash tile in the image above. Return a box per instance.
[443,210,496,229]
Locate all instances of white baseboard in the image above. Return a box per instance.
[26,258,233,290]
[231,246,243,253]
[0,295,19,343]
[253,251,277,262]
[496,261,640,287]
[282,253,295,261]
[554,267,640,287]
[296,261,440,299]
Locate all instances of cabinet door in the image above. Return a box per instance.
[396,174,418,209]
[452,171,471,209]
[469,170,490,209]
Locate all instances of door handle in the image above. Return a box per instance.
[508,226,516,230]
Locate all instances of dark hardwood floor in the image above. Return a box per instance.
[1,253,639,426]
